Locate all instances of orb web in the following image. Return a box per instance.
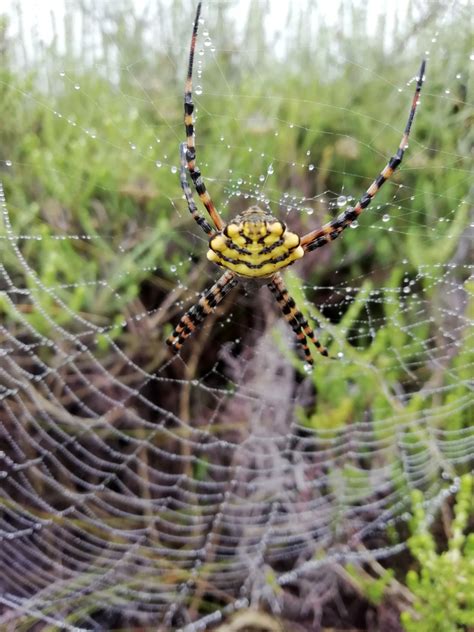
[0,0,472,629]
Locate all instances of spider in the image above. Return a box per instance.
[166,2,426,365]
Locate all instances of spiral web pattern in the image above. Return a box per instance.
[1,1,473,629]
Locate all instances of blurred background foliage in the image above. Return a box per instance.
[0,0,473,629]
[1,1,471,311]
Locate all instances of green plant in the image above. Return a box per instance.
[401,474,474,632]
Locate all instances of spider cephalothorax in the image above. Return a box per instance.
[166,1,425,365]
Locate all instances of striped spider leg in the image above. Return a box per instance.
[300,59,426,253]
[166,3,426,365]
[166,270,237,352]
[268,273,328,364]
[181,1,224,234]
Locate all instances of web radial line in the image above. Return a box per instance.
[163,444,241,627]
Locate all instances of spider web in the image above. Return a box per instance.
[0,0,473,629]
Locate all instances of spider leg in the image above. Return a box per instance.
[166,270,237,353]
[183,2,225,233]
[268,273,328,365]
[300,59,426,253]
[179,142,214,236]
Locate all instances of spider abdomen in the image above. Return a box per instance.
[206,206,304,278]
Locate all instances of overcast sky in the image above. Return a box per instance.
[5,0,414,61]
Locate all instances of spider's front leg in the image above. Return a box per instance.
[268,273,328,365]
[300,59,426,253]
[179,142,214,236]
[166,270,238,353]
[182,1,225,234]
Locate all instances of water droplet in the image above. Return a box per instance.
[59,71,65,77]
[204,37,212,47]
[469,53,474,61]
[155,161,162,168]
[445,89,451,95]
[308,164,315,171]
[456,73,462,79]
[267,165,274,175]
[382,214,390,222]
[195,85,203,95]
[337,195,347,207]
[303,363,312,374]
[171,166,177,174]
[170,265,177,273]
[259,175,265,182]
[349,221,359,229]
[5,160,12,167]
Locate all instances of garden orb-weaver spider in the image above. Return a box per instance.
[167,2,426,365]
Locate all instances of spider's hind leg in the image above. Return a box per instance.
[268,273,329,365]
[167,270,238,354]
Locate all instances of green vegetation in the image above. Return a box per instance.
[347,475,474,632]
[401,475,474,632]
[1,2,471,336]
